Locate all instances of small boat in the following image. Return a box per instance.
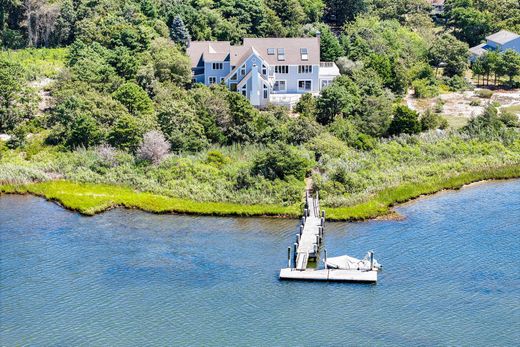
[323,251,382,271]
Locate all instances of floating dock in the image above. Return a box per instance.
[279,191,378,283]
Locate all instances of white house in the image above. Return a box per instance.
[469,30,520,61]
[187,37,341,108]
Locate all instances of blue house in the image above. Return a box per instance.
[187,37,340,108]
[469,30,520,62]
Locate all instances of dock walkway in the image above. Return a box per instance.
[280,191,378,283]
[294,191,324,270]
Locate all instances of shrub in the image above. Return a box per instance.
[388,105,421,136]
[137,130,170,164]
[412,78,439,98]
[251,144,312,181]
[470,99,480,106]
[421,109,448,131]
[205,150,230,168]
[475,89,493,99]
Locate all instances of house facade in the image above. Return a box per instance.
[469,30,520,61]
[187,37,340,108]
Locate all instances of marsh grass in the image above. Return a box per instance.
[326,165,520,220]
[0,181,301,217]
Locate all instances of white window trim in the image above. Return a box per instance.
[275,65,289,74]
[212,62,223,70]
[273,80,287,92]
[297,79,312,92]
[240,65,246,76]
[320,79,332,90]
[208,76,217,84]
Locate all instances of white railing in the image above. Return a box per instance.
[320,62,334,68]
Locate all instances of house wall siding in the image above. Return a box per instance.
[502,38,520,52]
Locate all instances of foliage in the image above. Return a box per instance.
[137,130,170,164]
[251,144,313,180]
[170,15,190,48]
[0,58,38,132]
[428,33,469,77]
[388,105,421,136]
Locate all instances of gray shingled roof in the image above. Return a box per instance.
[486,30,520,45]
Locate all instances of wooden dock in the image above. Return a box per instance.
[279,191,378,283]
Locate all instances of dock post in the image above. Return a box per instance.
[299,225,303,235]
[293,243,297,266]
[324,249,327,269]
[296,234,301,244]
[321,217,324,226]
[322,210,325,218]
[302,216,306,225]
[304,208,308,217]
[288,246,292,269]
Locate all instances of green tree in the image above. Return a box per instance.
[499,50,520,84]
[388,105,421,136]
[170,15,190,48]
[324,0,367,26]
[316,76,360,125]
[428,33,469,77]
[0,58,37,132]
[66,113,102,148]
[295,93,317,118]
[108,114,144,152]
[112,82,154,117]
[446,6,491,46]
[251,144,312,180]
[319,25,344,61]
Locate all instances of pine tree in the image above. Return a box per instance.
[170,15,190,49]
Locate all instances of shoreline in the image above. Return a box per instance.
[1,165,519,221]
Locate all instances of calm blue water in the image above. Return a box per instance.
[1,181,519,346]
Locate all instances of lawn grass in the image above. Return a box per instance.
[1,164,519,221]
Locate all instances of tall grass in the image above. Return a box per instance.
[0,47,67,80]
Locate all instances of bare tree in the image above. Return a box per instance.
[23,0,60,47]
[137,131,170,164]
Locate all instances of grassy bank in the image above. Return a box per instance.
[0,181,300,217]
[326,165,520,220]
[1,165,519,220]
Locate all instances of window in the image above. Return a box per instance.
[231,73,237,81]
[298,65,313,74]
[240,65,246,76]
[263,85,268,99]
[274,65,289,74]
[267,48,275,55]
[220,77,225,83]
[298,80,312,91]
[321,79,332,90]
[262,64,267,76]
[300,48,308,61]
[273,80,286,92]
[208,76,217,84]
[277,48,285,61]
[212,62,223,70]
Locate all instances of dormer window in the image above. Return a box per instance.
[300,48,308,61]
[277,48,285,61]
[240,65,246,76]
[267,48,275,55]
[212,62,223,70]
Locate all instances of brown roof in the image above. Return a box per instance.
[187,41,231,67]
[242,37,320,65]
[187,37,320,68]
